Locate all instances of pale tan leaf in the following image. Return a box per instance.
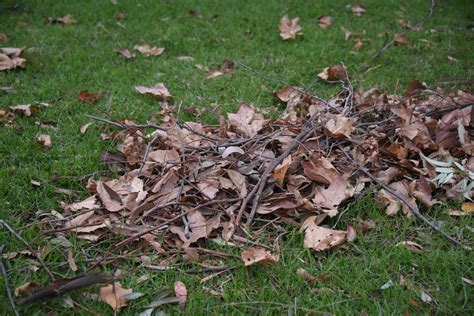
[67,248,78,272]
[80,122,93,134]
[351,4,366,16]
[279,14,302,40]
[36,134,52,147]
[241,247,279,266]
[134,43,165,56]
[302,216,347,251]
[174,281,187,309]
[99,282,133,311]
[317,15,332,29]
[96,181,123,212]
[15,281,39,296]
[135,83,171,100]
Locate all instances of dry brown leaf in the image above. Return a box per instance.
[96,181,123,212]
[241,247,279,266]
[325,115,353,138]
[135,83,171,100]
[272,155,292,186]
[227,103,268,137]
[353,38,363,50]
[346,226,357,242]
[222,146,245,158]
[15,281,39,296]
[99,282,133,311]
[462,202,474,213]
[0,47,26,71]
[9,104,38,116]
[134,43,165,56]
[341,26,352,40]
[296,268,317,282]
[205,60,234,79]
[351,4,366,16]
[116,48,135,59]
[301,155,340,185]
[170,211,220,247]
[198,178,220,200]
[80,122,93,134]
[279,14,302,40]
[227,169,247,198]
[114,12,126,20]
[49,14,78,25]
[36,134,52,147]
[174,281,187,309]
[318,64,346,81]
[77,90,104,102]
[0,32,7,43]
[66,248,78,272]
[302,216,347,251]
[65,195,99,211]
[398,19,416,30]
[317,15,332,29]
[397,241,423,254]
[394,33,409,45]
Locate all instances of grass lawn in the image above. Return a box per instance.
[1,0,473,314]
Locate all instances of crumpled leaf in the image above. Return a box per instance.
[241,247,279,266]
[99,282,133,311]
[9,104,38,116]
[134,43,165,56]
[135,83,171,101]
[227,103,268,137]
[351,4,366,16]
[279,14,302,40]
[174,281,187,309]
[318,64,346,81]
[302,216,347,251]
[15,281,39,297]
[0,47,26,71]
[96,181,123,212]
[36,134,52,148]
[170,211,220,247]
[394,33,409,45]
[116,48,135,59]
[317,15,332,29]
[205,60,234,79]
[325,115,353,138]
[48,14,78,25]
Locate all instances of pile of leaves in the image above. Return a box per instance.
[38,74,472,269]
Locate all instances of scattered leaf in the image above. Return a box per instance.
[66,248,77,272]
[205,60,234,79]
[134,43,165,56]
[80,122,93,134]
[135,83,171,100]
[77,90,104,102]
[116,48,135,59]
[241,247,279,266]
[318,64,347,81]
[0,47,26,71]
[174,281,187,309]
[48,14,78,25]
[317,15,332,29]
[302,216,347,251]
[99,282,133,311]
[15,281,39,297]
[279,14,302,40]
[346,226,357,242]
[351,4,366,16]
[397,241,423,254]
[36,134,52,148]
[394,33,409,45]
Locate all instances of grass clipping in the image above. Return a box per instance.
[55,79,472,262]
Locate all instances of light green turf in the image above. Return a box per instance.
[1,0,473,314]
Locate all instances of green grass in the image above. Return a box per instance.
[1,0,473,314]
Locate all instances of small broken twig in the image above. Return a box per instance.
[0,245,20,316]
[0,220,55,280]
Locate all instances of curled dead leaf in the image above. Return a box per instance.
[99,282,133,311]
[174,281,187,309]
[135,83,171,101]
[317,15,332,29]
[318,64,347,81]
[241,247,279,266]
[351,4,366,16]
[134,43,165,57]
[36,134,52,148]
[394,33,409,45]
[116,48,135,59]
[302,216,347,251]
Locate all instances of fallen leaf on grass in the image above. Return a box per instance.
[9,104,38,116]
[0,47,26,71]
[318,64,346,81]
[0,32,7,43]
[134,43,165,56]
[48,14,78,25]
[77,90,104,102]
[227,103,268,137]
[99,282,133,311]
[114,12,126,20]
[205,60,234,79]
[66,248,77,272]
[397,241,423,254]
[296,268,330,283]
[176,56,194,62]
[241,247,279,266]
[346,226,357,242]
[36,134,52,148]
[15,281,39,296]
[80,122,93,134]
[135,83,171,101]
[461,202,474,213]
[279,14,302,40]
[420,291,432,303]
[341,26,352,40]
[351,4,366,16]
[398,19,416,30]
[116,48,135,59]
[96,181,123,212]
[174,281,187,309]
[317,15,332,29]
[302,216,347,251]
[462,277,474,286]
[394,33,409,45]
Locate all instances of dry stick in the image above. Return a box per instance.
[137,132,161,175]
[338,149,465,248]
[0,220,55,280]
[0,245,19,316]
[86,114,167,131]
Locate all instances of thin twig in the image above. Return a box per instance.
[86,115,166,131]
[338,148,466,248]
[137,132,161,175]
[0,220,55,280]
[0,245,20,316]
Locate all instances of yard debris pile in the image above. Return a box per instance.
[45,78,473,264]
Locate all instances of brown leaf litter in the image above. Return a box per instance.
[37,78,471,276]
